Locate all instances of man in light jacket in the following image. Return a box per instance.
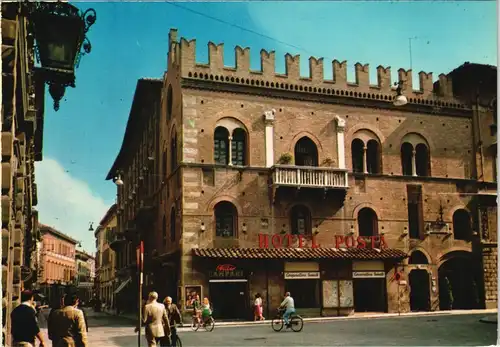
[140,292,170,347]
[48,294,88,347]
[279,292,296,329]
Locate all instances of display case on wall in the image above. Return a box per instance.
[322,279,354,315]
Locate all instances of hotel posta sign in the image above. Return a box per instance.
[258,233,388,249]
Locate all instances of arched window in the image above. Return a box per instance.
[358,208,378,237]
[162,215,167,243]
[214,127,230,165]
[401,142,414,176]
[453,209,472,241]
[232,128,247,166]
[409,251,429,264]
[170,207,176,242]
[294,137,318,166]
[366,140,381,174]
[351,139,364,173]
[415,144,430,176]
[290,205,312,235]
[170,132,178,172]
[166,85,173,120]
[214,201,237,238]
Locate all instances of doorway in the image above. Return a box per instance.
[209,280,248,320]
[353,278,386,312]
[409,270,430,311]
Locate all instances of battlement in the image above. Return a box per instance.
[171,29,467,108]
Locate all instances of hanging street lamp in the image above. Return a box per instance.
[26,1,97,111]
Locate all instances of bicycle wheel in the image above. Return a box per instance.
[290,315,303,332]
[191,317,200,332]
[176,336,182,347]
[271,316,284,332]
[204,317,215,332]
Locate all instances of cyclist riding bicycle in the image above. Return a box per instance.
[201,297,212,324]
[279,292,295,328]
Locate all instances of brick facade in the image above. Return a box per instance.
[109,29,497,319]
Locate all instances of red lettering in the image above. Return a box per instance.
[298,234,305,248]
[311,236,320,248]
[216,264,236,271]
[356,236,366,249]
[345,236,355,248]
[271,234,282,248]
[379,235,387,249]
[335,235,344,249]
[258,234,269,249]
[284,234,293,248]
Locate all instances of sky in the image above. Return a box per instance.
[34,1,498,253]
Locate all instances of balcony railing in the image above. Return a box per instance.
[271,165,348,189]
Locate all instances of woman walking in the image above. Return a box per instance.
[254,293,265,321]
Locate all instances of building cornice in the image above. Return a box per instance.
[180,77,472,118]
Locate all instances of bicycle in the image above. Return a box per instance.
[271,308,304,332]
[190,314,215,332]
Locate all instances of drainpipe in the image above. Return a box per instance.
[475,88,485,180]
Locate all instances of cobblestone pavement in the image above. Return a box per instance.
[38,311,497,346]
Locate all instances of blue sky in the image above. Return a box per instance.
[35,1,497,252]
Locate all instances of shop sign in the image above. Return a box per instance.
[208,264,245,279]
[352,271,386,278]
[258,233,387,249]
[284,271,320,280]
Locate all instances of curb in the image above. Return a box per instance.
[479,316,498,324]
[103,309,497,327]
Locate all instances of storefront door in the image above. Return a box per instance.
[209,280,248,320]
[353,278,386,312]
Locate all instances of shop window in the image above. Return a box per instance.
[453,209,472,241]
[214,127,230,165]
[214,201,237,238]
[170,207,176,242]
[294,137,318,166]
[366,140,381,174]
[407,185,424,239]
[415,144,430,176]
[351,138,364,173]
[401,142,413,176]
[285,280,320,308]
[357,208,378,237]
[290,205,312,235]
[170,132,178,172]
[231,128,247,166]
[409,250,429,264]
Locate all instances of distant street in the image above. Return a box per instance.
[37,310,497,346]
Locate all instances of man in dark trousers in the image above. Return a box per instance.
[162,296,182,347]
[11,290,46,347]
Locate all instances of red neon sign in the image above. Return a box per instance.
[216,264,236,271]
[258,234,387,249]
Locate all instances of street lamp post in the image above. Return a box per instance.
[24,1,97,111]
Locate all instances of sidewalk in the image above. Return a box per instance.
[103,308,498,328]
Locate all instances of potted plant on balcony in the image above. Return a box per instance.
[278,152,293,165]
[322,157,334,167]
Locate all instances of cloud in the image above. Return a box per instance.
[34,158,112,254]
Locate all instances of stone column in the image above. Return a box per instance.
[363,146,368,174]
[335,115,346,169]
[227,135,233,166]
[411,149,417,176]
[264,110,276,167]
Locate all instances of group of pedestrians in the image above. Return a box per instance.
[137,292,182,347]
[10,290,88,347]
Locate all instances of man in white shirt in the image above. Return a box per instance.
[279,292,295,328]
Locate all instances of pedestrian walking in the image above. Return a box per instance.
[137,292,170,347]
[254,293,265,321]
[47,295,65,345]
[161,296,182,347]
[10,290,46,347]
[48,294,88,347]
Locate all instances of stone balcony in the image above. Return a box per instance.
[271,165,349,189]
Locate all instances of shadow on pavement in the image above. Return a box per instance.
[111,334,147,347]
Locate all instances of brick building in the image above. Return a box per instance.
[95,204,119,310]
[36,224,78,305]
[107,29,497,320]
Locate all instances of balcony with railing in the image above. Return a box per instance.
[271,165,348,189]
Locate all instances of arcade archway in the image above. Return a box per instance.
[409,250,431,312]
[438,252,482,310]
